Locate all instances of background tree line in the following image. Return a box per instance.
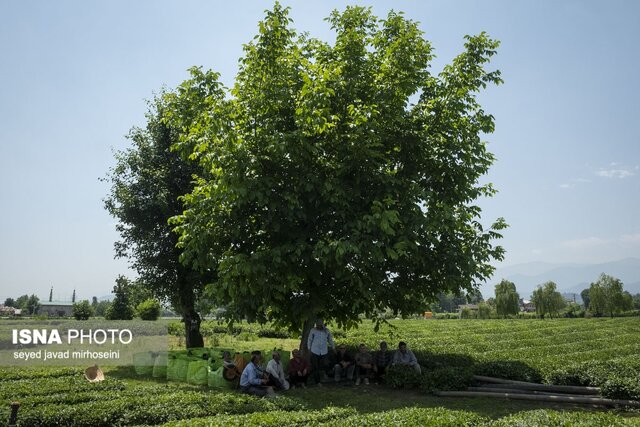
[2,277,164,321]
[489,273,640,319]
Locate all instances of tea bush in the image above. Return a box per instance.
[490,409,640,427]
[159,407,356,426]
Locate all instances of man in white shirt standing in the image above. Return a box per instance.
[266,351,290,390]
[307,318,335,386]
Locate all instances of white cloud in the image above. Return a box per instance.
[559,178,591,189]
[597,169,635,179]
[596,162,637,179]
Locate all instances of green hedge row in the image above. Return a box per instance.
[15,390,303,427]
[491,409,640,427]
[158,407,640,427]
[0,376,127,400]
[382,352,640,401]
[157,407,357,427]
[7,382,198,407]
[0,367,81,382]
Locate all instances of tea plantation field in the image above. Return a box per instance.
[1,318,639,426]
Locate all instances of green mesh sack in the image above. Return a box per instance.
[212,348,234,359]
[133,352,155,376]
[210,358,223,370]
[187,360,210,386]
[208,366,229,388]
[152,352,168,378]
[187,347,211,360]
[167,355,191,382]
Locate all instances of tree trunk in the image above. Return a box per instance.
[183,309,204,348]
[176,269,204,348]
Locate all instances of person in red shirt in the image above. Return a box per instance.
[287,348,310,388]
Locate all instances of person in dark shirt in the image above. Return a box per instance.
[333,344,354,382]
[354,343,373,385]
[373,341,393,384]
[287,348,310,388]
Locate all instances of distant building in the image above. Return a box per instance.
[0,306,23,317]
[520,299,536,312]
[0,305,16,316]
[38,301,74,317]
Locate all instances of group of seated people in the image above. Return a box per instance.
[238,341,421,397]
[333,341,421,386]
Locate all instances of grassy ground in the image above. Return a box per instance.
[103,366,638,420]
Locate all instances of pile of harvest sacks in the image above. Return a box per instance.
[133,348,290,388]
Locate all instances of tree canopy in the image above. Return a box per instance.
[531,281,565,318]
[494,279,519,317]
[589,274,630,317]
[165,4,506,338]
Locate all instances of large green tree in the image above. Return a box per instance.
[26,294,40,316]
[15,295,29,310]
[531,281,565,318]
[73,300,94,320]
[431,292,468,313]
[494,280,519,317]
[104,276,134,321]
[589,274,627,318]
[167,4,506,346]
[104,96,208,347]
[580,288,590,309]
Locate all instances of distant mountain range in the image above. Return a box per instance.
[482,258,640,300]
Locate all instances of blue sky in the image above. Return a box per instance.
[1,1,639,302]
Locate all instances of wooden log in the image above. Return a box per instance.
[477,382,601,395]
[435,391,640,407]
[468,387,596,398]
[472,375,600,395]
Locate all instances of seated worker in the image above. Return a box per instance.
[333,344,355,383]
[288,348,310,388]
[265,351,290,390]
[392,341,422,374]
[373,341,393,384]
[250,350,265,376]
[354,343,373,385]
[221,350,243,383]
[239,351,274,397]
[222,351,235,368]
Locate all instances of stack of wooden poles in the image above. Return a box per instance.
[435,375,640,408]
